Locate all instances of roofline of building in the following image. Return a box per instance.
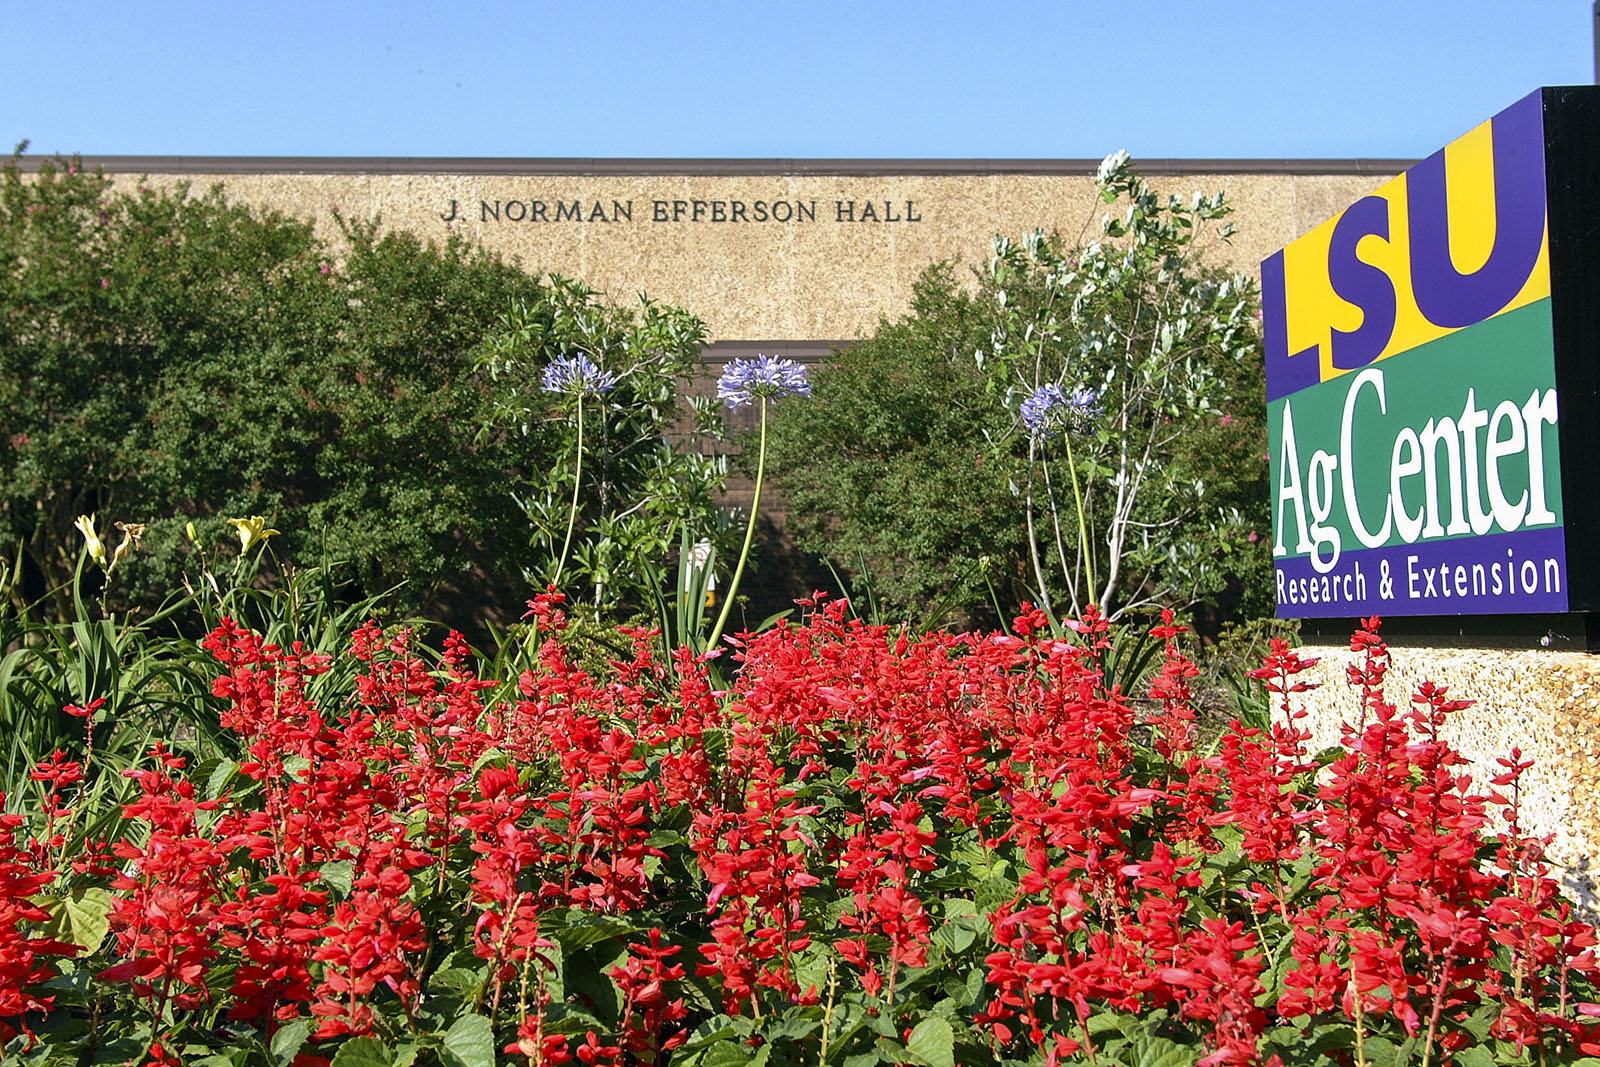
[11,155,1416,177]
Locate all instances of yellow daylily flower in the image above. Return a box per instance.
[74,514,108,568]
[227,516,280,553]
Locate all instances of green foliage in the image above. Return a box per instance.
[0,568,222,828]
[984,152,1269,621]
[1195,614,1302,731]
[639,526,720,657]
[766,265,1027,628]
[2,158,327,616]
[0,154,721,628]
[476,276,731,617]
[0,539,415,833]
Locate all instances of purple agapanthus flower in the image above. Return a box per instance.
[541,353,617,396]
[717,354,811,410]
[1021,382,1100,437]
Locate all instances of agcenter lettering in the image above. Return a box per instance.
[1274,367,1558,573]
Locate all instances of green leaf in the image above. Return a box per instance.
[763,1012,822,1042]
[1447,1048,1494,1067]
[941,897,977,919]
[468,747,508,775]
[973,874,1016,913]
[533,1008,605,1036]
[64,887,114,957]
[270,1018,313,1067]
[320,859,355,897]
[700,1043,756,1067]
[189,1054,249,1067]
[91,1035,154,1064]
[1128,1034,1198,1067]
[427,966,484,996]
[932,914,984,955]
[1359,1035,1416,1067]
[207,756,239,799]
[440,1013,495,1067]
[1086,1011,1127,1035]
[873,1037,910,1063]
[965,966,985,1007]
[678,1019,740,1052]
[1264,1022,1356,1059]
[1460,1003,1497,1041]
[545,909,637,950]
[563,944,624,1026]
[905,1017,955,1067]
[329,1036,393,1067]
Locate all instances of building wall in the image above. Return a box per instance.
[56,157,1408,342]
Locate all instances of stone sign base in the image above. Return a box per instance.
[1290,636,1600,916]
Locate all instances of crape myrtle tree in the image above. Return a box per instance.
[989,151,1268,621]
[0,151,722,625]
[769,153,1271,628]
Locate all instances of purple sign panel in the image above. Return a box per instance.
[1274,526,1568,617]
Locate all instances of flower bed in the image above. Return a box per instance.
[7,595,1597,1065]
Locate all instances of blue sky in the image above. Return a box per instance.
[6,1,1593,160]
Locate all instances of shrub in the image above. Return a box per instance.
[0,156,722,628]
[985,154,1268,622]
[766,264,1027,629]
[474,276,730,620]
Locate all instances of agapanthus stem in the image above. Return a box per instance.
[1062,430,1098,603]
[1040,457,1077,611]
[706,396,765,654]
[552,398,584,590]
[1024,438,1056,621]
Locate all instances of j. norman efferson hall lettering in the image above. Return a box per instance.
[1262,89,1593,618]
[443,197,923,224]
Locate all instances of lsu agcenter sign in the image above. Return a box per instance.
[1264,88,1600,618]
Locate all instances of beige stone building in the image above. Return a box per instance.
[61,155,1408,352]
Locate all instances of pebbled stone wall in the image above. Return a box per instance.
[1292,637,1600,915]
